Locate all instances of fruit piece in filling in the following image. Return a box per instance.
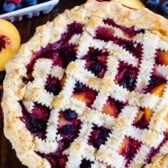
[58,110,81,141]
[146,74,166,93]
[118,136,142,167]
[115,61,138,91]
[83,47,109,78]
[88,125,111,149]
[102,97,126,117]
[134,83,166,129]
[20,102,50,138]
[80,159,93,168]
[45,75,62,96]
[73,81,98,107]
[155,50,168,66]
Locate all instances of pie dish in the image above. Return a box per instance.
[2,0,168,167]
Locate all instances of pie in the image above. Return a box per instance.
[2,0,168,168]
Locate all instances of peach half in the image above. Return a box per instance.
[0,19,21,71]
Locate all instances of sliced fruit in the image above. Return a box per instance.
[0,19,20,71]
[133,110,144,123]
[118,137,129,155]
[60,75,66,88]
[103,99,118,117]
[142,83,166,124]
[117,0,145,9]
[157,51,168,65]
[73,87,97,107]
[144,107,152,122]
[73,92,92,106]
[151,83,166,96]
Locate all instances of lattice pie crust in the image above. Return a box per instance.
[2,0,168,168]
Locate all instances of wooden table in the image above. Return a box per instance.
[0,1,85,167]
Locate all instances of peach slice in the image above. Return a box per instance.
[143,83,166,122]
[117,0,145,9]
[59,113,70,127]
[151,83,166,96]
[118,137,129,155]
[73,93,92,106]
[158,51,168,66]
[134,110,144,123]
[0,19,21,71]
[102,100,118,117]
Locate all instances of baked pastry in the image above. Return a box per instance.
[2,0,168,167]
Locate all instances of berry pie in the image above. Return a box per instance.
[2,0,168,167]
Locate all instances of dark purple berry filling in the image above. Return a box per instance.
[80,159,93,168]
[95,26,142,57]
[145,73,166,93]
[74,81,85,92]
[45,75,61,95]
[88,125,111,149]
[120,137,142,167]
[103,97,126,117]
[73,82,98,107]
[58,111,82,142]
[95,26,114,42]
[89,62,105,76]
[82,47,109,78]
[115,61,138,91]
[60,124,74,135]
[103,18,144,38]
[20,101,50,138]
[37,151,68,168]
[86,47,109,61]
[133,110,149,129]
[26,118,46,134]
[23,22,83,82]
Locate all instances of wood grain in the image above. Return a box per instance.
[0,1,86,167]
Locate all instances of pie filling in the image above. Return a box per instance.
[4,2,168,167]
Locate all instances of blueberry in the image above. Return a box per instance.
[74,81,84,92]
[3,2,16,13]
[61,124,73,134]
[90,62,103,75]
[45,84,60,95]
[94,137,104,148]
[45,76,60,95]
[145,0,160,10]
[28,118,46,133]
[15,3,23,10]
[160,1,168,15]
[99,129,110,139]
[63,109,77,121]
[24,0,38,6]
[119,77,136,91]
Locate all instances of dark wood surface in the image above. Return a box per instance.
[0,1,86,167]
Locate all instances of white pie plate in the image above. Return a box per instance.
[0,0,59,22]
